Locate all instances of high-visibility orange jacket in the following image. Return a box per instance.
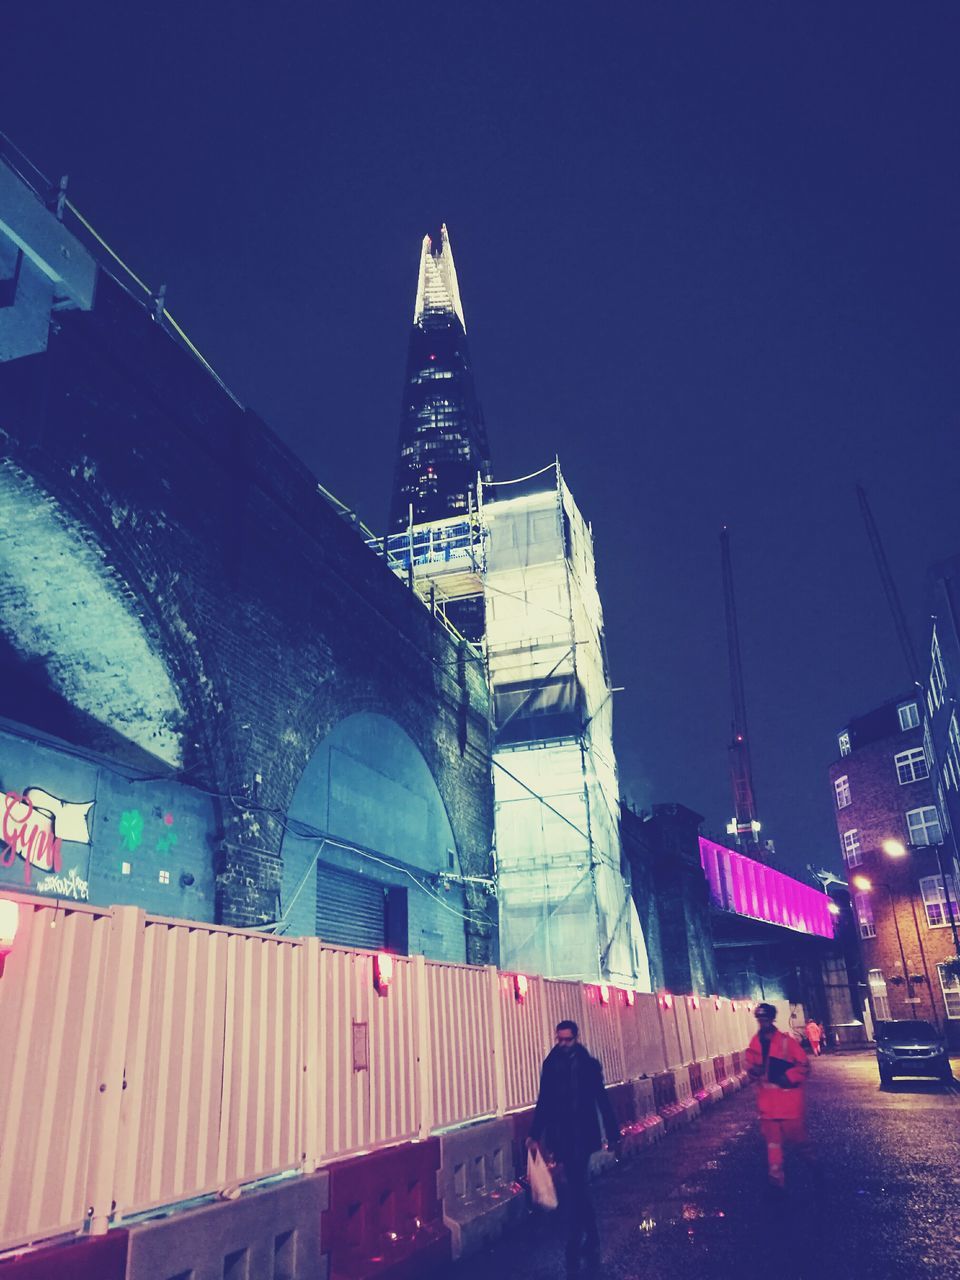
[745,1029,809,1120]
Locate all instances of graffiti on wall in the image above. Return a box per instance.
[1,783,94,889]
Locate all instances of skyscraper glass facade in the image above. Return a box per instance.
[388,226,491,533]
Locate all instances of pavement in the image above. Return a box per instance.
[445,1051,960,1280]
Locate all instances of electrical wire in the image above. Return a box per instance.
[264,829,491,933]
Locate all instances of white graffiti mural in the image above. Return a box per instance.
[0,784,94,887]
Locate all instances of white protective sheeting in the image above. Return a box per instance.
[483,470,649,988]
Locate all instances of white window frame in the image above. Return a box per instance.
[919,874,959,929]
[906,806,943,847]
[855,891,876,939]
[835,775,852,809]
[895,747,930,785]
[898,702,920,731]
[929,630,946,712]
[841,829,862,867]
[868,969,891,1021]
[838,731,851,757]
[938,964,960,1020]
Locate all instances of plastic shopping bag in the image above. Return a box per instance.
[527,1148,558,1211]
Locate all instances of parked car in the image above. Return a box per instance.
[874,1019,953,1085]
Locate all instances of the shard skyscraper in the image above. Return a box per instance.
[389,226,492,533]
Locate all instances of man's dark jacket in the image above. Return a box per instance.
[529,1043,620,1162]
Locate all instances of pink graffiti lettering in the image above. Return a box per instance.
[1,791,63,885]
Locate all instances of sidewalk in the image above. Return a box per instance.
[444,1051,960,1280]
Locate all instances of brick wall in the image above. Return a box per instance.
[0,271,495,962]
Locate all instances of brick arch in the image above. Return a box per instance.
[0,457,188,768]
[276,710,463,943]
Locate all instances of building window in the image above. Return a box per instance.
[838,731,851,757]
[919,875,959,929]
[906,806,943,847]
[895,747,930,785]
[835,775,852,809]
[841,829,862,867]
[868,969,891,1021]
[948,713,960,786]
[929,630,946,713]
[938,964,960,1019]
[855,891,876,939]
[898,702,920,731]
[158,869,170,885]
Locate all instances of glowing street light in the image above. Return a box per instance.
[852,874,872,892]
[882,838,908,858]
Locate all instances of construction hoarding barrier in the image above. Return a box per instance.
[0,894,752,1257]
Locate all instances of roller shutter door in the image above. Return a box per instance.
[316,863,386,949]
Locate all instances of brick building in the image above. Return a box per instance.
[925,554,960,844]
[828,695,960,1045]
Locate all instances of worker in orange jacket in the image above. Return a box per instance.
[745,1002,812,1188]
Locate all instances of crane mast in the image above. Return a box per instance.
[720,526,763,857]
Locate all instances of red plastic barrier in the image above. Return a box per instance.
[731,1051,742,1074]
[688,1062,704,1095]
[713,1054,726,1081]
[0,1232,128,1279]
[322,1141,451,1280]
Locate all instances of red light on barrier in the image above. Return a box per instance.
[598,983,610,1005]
[624,989,636,1007]
[714,996,722,1010]
[514,973,528,1003]
[659,992,673,1010]
[731,1001,737,1012]
[689,996,699,1010]
[374,952,393,995]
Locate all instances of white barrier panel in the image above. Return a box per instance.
[310,944,420,1161]
[541,978,586,1042]
[675,997,694,1064]
[498,973,550,1112]
[425,960,497,1129]
[658,999,684,1069]
[633,993,667,1076]
[118,918,229,1216]
[218,928,302,1187]
[684,998,708,1062]
[0,900,114,1249]
[580,985,625,1084]
[700,1001,721,1059]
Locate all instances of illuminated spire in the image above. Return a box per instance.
[413,224,466,332]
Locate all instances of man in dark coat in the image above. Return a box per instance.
[527,1019,621,1267]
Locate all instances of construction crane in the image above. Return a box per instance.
[720,526,764,858]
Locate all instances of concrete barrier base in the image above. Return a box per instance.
[126,1176,328,1280]
[438,1119,525,1260]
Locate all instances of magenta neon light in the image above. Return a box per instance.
[698,837,834,938]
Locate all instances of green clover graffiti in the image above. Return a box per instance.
[118,809,144,852]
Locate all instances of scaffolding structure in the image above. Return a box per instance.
[370,462,650,987]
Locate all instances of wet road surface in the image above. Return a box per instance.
[446,1051,960,1280]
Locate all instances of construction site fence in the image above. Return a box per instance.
[0,897,754,1253]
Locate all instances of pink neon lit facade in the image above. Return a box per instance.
[698,837,834,938]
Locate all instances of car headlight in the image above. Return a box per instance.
[877,1045,894,1056]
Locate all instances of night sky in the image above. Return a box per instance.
[5,4,959,876]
